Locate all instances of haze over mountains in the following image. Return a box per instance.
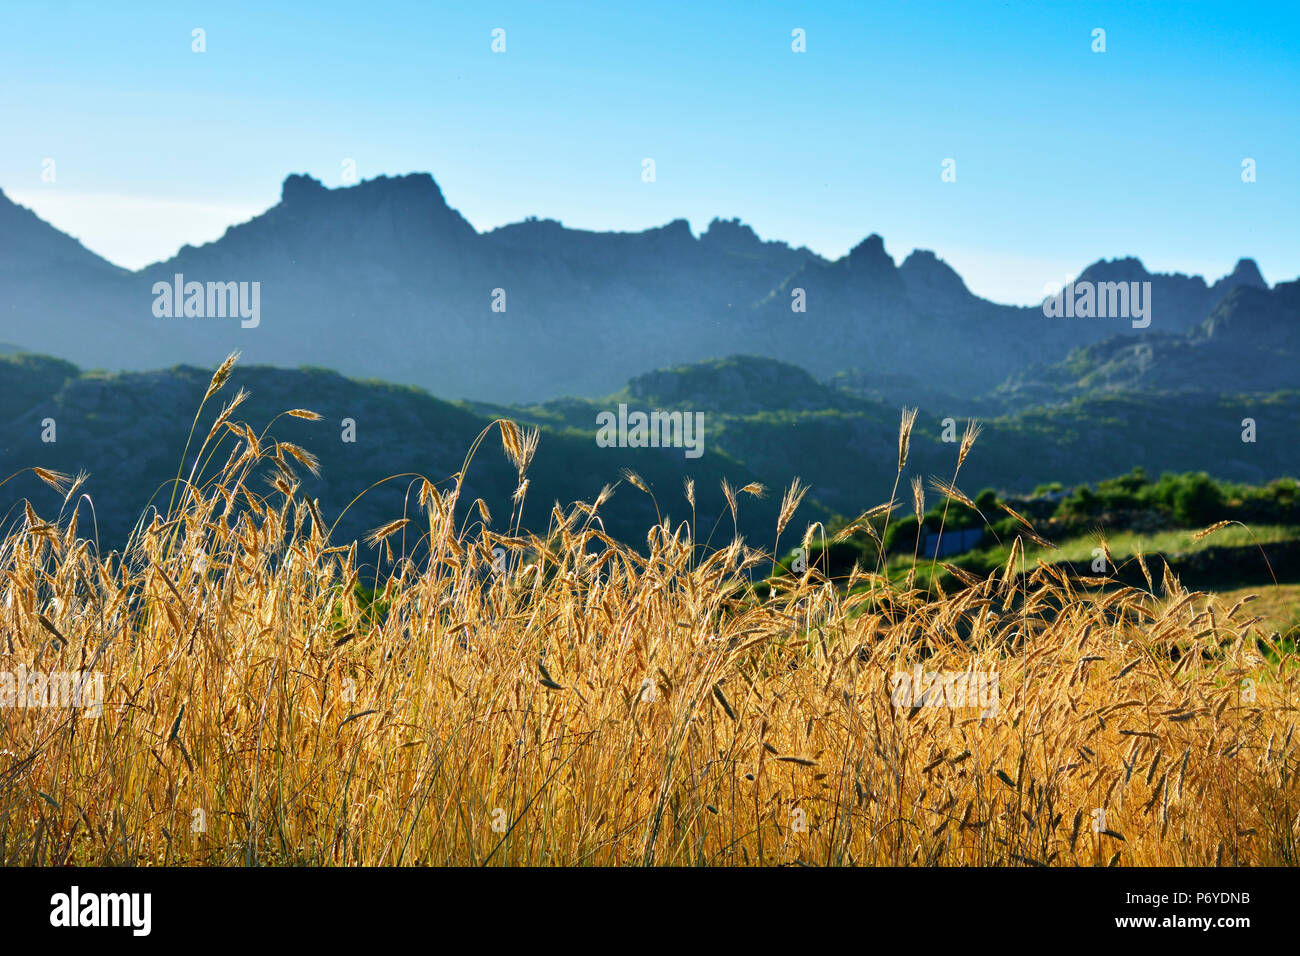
[1,172,1287,406]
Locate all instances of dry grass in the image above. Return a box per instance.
[0,358,1296,866]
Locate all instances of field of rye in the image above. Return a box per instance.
[1,355,1296,866]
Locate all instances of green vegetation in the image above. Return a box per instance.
[1056,467,1298,527]
[777,468,1300,597]
[3,353,1297,596]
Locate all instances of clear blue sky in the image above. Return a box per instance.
[2,0,1296,303]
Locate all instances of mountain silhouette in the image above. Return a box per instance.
[0,172,1287,403]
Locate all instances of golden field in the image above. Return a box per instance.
[1,356,1295,866]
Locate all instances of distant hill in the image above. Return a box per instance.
[486,353,1300,521]
[0,172,1283,404]
[1,350,1296,553]
[0,353,812,552]
[1000,280,1300,401]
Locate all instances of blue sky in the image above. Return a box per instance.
[2,0,1296,303]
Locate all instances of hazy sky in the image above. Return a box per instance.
[2,0,1296,304]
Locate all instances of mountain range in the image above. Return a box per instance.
[0,172,1285,405]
